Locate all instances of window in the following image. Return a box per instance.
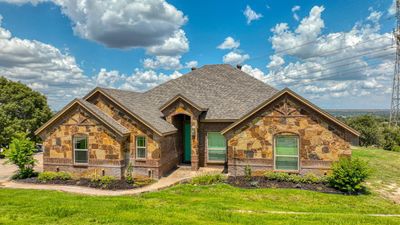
[207,132,226,162]
[136,136,146,159]
[73,136,88,164]
[274,135,299,171]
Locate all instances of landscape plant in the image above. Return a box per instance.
[191,174,226,185]
[4,132,37,179]
[264,171,327,184]
[244,165,252,181]
[38,171,72,182]
[91,175,116,189]
[328,157,371,194]
[125,163,134,184]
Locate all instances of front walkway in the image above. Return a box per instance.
[0,166,223,196]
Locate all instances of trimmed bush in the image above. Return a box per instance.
[38,171,72,182]
[91,176,116,189]
[191,174,226,185]
[264,172,327,184]
[328,158,370,194]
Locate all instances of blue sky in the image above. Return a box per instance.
[0,0,396,110]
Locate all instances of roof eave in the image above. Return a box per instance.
[35,99,130,138]
[221,88,360,137]
[84,88,168,136]
[159,94,208,112]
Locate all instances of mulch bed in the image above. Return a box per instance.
[227,176,342,194]
[17,177,148,190]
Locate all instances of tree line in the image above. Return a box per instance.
[343,115,400,151]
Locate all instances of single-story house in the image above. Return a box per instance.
[35,64,359,179]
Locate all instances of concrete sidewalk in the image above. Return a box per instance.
[0,166,222,196]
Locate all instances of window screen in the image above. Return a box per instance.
[207,132,226,162]
[275,135,299,170]
[136,136,146,159]
[74,136,88,164]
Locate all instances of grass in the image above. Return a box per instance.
[0,148,400,224]
[353,147,400,190]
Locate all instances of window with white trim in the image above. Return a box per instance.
[73,136,88,164]
[274,135,299,171]
[207,132,226,162]
[136,136,146,159]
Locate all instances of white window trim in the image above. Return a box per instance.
[136,136,147,159]
[273,135,300,171]
[207,132,227,163]
[73,136,88,165]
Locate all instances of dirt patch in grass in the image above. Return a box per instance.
[17,177,152,190]
[227,176,342,194]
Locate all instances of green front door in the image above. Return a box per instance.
[183,120,191,163]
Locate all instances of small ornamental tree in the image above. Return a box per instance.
[328,158,370,194]
[4,132,37,179]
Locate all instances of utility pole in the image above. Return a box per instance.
[390,0,400,126]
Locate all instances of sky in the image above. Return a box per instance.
[0,0,396,110]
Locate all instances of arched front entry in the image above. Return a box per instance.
[172,114,192,164]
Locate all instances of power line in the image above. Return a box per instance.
[269,49,394,81]
[270,57,394,85]
[247,35,392,63]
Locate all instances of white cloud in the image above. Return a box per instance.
[292,5,301,21]
[93,67,183,91]
[241,64,266,82]
[264,5,395,108]
[120,69,182,91]
[143,55,197,70]
[267,55,285,69]
[367,10,382,23]
[0,15,91,109]
[243,5,262,24]
[54,0,188,49]
[222,51,250,65]
[0,14,188,109]
[388,0,396,16]
[1,0,188,51]
[145,29,189,56]
[217,36,240,50]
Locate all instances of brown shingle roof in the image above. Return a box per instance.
[35,98,130,136]
[77,99,130,135]
[87,64,278,134]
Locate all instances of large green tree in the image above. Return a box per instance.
[346,115,382,147]
[0,77,52,145]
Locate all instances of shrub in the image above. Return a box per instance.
[264,171,327,184]
[382,127,400,151]
[244,165,252,181]
[91,176,116,189]
[191,174,226,185]
[4,133,37,179]
[125,163,134,185]
[328,158,370,194]
[38,171,72,182]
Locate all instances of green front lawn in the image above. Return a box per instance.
[353,147,400,190]
[0,148,399,225]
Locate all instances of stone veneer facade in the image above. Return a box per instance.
[42,106,126,178]
[40,91,358,179]
[224,93,357,176]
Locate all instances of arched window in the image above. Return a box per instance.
[274,135,299,171]
[73,135,88,164]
